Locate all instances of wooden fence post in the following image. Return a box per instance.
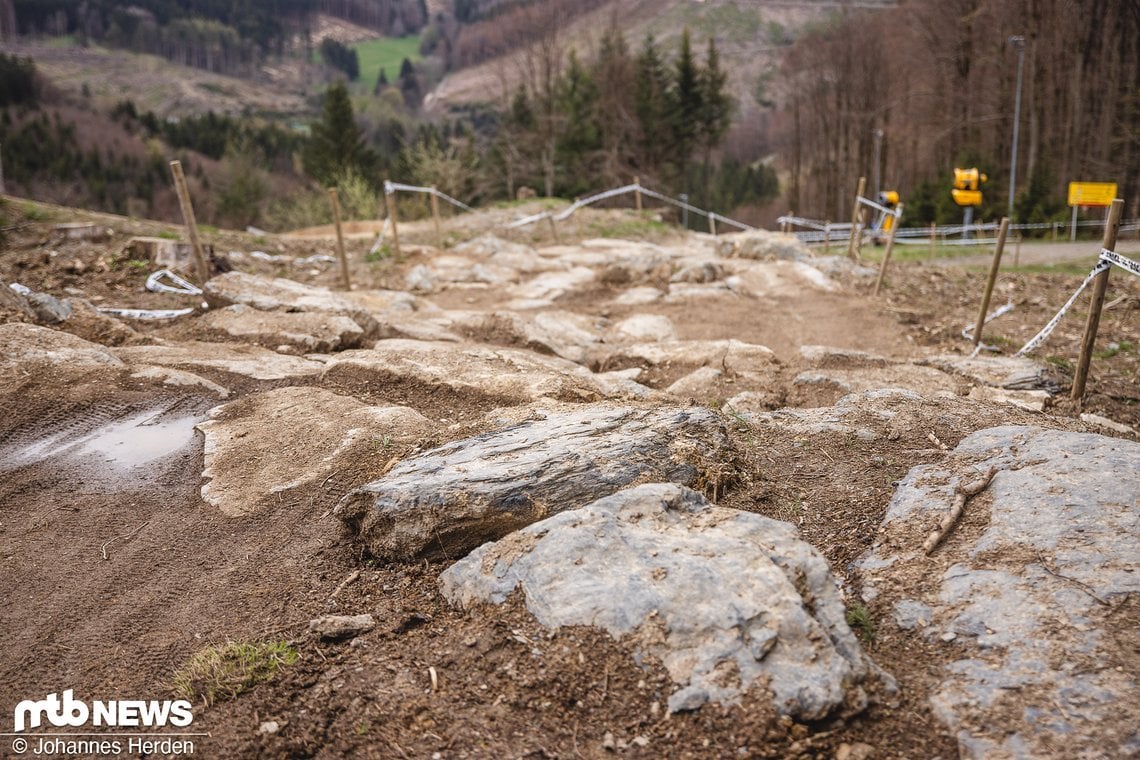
[634,176,642,211]
[823,221,831,254]
[328,187,351,290]
[929,222,937,260]
[1071,198,1123,401]
[971,217,1010,345]
[168,160,210,284]
[846,176,866,261]
[384,181,401,258]
[708,213,716,236]
[872,204,904,296]
[546,214,560,243]
[430,186,443,249]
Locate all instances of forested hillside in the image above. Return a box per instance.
[0,0,427,74]
[775,0,1140,223]
[1,0,1136,232]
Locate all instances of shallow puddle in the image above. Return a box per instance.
[3,403,203,473]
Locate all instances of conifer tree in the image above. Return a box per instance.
[555,49,602,195]
[303,81,377,187]
[697,36,733,206]
[669,28,703,196]
[633,34,671,176]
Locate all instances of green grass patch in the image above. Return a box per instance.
[157,230,180,240]
[584,215,671,240]
[845,604,877,644]
[1044,355,1074,371]
[173,640,298,706]
[22,202,56,222]
[366,243,392,263]
[1095,340,1134,360]
[354,35,422,85]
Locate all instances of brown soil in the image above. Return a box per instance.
[1,200,1136,759]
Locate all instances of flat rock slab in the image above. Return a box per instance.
[336,406,728,562]
[717,230,812,262]
[506,267,595,309]
[404,255,518,292]
[116,341,324,381]
[726,260,840,296]
[203,272,416,335]
[924,354,1054,391]
[199,304,365,352]
[445,310,601,363]
[856,425,1140,759]
[599,339,777,375]
[440,483,883,719]
[198,387,431,516]
[609,314,678,343]
[0,323,124,386]
[321,339,648,404]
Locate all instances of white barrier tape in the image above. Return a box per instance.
[637,185,705,216]
[777,215,831,231]
[369,217,391,254]
[146,269,202,295]
[1015,261,1111,356]
[505,210,552,229]
[1101,248,1140,277]
[98,307,195,320]
[856,195,902,217]
[433,189,474,213]
[962,301,1015,341]
[384,181,474,212]
[554,184,640,221]
[385,180,423,195]
[296,254,336,266]
[250,251,287,262]
[709,212,756,232]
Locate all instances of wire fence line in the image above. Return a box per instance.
[778,214,1140,246]
[380,179,1138,249]
[382,179,758,234]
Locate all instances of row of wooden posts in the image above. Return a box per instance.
[776,176,1125,403]
[833,170,1125,403]
[169,161,1126,404]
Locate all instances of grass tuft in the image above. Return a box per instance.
[173,640,298,706]
[846,603,877,644]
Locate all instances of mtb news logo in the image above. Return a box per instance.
[13,690,194,732]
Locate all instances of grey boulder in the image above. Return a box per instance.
[441,483,884,720]
[857,425,1140,759]
[336,405,728,562]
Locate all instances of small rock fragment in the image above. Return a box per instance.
[308,614,376,640]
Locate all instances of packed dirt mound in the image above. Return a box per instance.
[0,201,1137,758]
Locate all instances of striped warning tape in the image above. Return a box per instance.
[1101,248,1140,277]
[1015,260,1111,356]
[383,181,475,212]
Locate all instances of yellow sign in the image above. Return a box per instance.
[1068,182,1117,207]
[952,188,983,207]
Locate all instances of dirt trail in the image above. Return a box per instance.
[0,202,1137,759]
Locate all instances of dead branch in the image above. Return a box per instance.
[923,466,997,555]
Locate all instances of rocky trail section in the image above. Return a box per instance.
[441,483,889,719]
[1,206,1137,758]
[856,426,1140,759]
